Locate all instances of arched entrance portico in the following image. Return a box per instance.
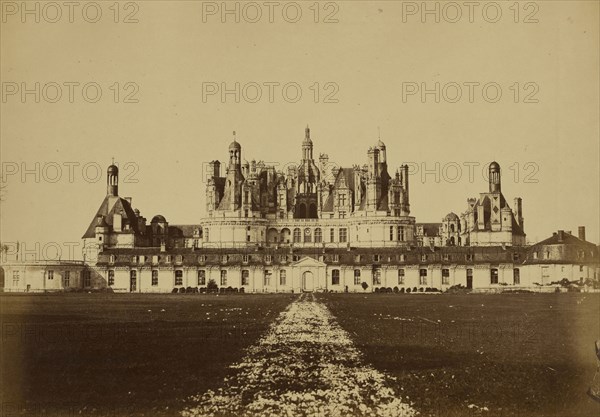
[302,271,314,292]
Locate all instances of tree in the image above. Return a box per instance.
[361,281,369,292]
[207,279,218,293]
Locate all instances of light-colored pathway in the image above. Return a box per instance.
[182,293,417,417]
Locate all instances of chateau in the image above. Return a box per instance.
[1,128,598,293]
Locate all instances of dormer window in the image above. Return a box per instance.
[109,255,115,264]
[176,255,183,263]
[421,254,427,262]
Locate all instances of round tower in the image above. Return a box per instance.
[302,125,313,161]
[228,131,241,168]
[488,161,501,193]
[107,163,119,196]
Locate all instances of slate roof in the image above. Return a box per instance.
[82,196,139,239]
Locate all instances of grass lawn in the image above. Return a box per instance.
[0,293,294,417]
[319,292,600,417]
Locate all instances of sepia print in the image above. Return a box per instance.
[1,1,599,417]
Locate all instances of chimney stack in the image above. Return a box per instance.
[578,226,586,241]
[557,230,564,242]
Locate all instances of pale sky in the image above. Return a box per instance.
[1,0,599,260]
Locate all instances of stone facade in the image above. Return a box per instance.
[1,128,598,293]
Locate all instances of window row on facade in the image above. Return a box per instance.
[106,267,524,287]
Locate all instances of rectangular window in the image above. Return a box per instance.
[330,228,335,242]
[108,270,115,286]
[513,268,520,285]
[48,270,54,280]
[466,253,473,261]
[242,255,249,263]
[293,229,301,243]
[443,254,450,261]
[512,252,520,261]
[398,269,405,284]
[83,270,91,287]
[265,255,272,263]
[264,271,271,286]
[63,271,71,287]
[152,270,159,286]
[197,270,206,286]
[109,255,115,264]
[222,255,228,263]
[419,269,427,285]
[442,268,450,285]
[580,265,584,272]
[354,254,361,262]
[373,268,382,285]
[332,254,339,262]
[220,270,227,286]
[152,255,159,264]
[339,228,347,243]
[332,269,340,285]
[397,226,405,241]
[12,270,20,286]
[242,270,249,286]
[541,266,550,283]
[354,269,361,285]
[279,270,286,286]
[314,229,322,243]
[166,255,172,263]
[373,254,381,262]
[176,255,183,263]
[490,268,499,284]
[421,254,427,262]
[399,254,405,262]
[390,226,394,241]
[175,270,183,286]
[130,270,136,291]
[132,255,138,264]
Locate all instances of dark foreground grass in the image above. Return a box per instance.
[319,292,600,417]
[0,293,294,417]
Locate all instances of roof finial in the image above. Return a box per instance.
[233,130,236,138]
[111,157,115,165]
[378,126,381,140]
[305,124,310,139]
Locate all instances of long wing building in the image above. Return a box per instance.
[2,127,597,294]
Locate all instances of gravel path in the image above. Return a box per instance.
[182,293,417,417]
